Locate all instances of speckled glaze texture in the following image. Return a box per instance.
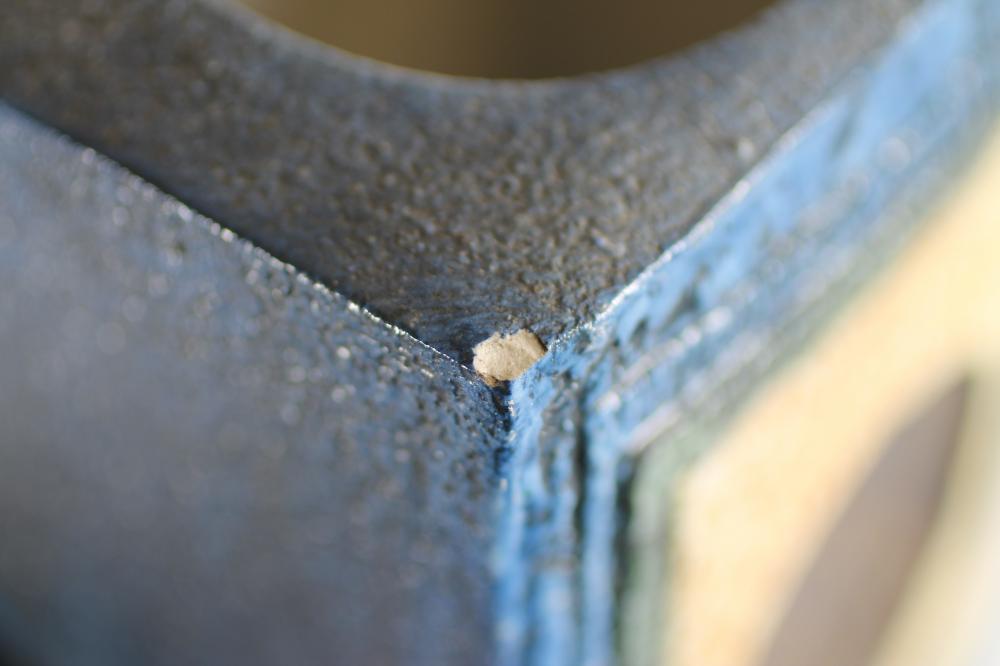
[0,0,921,361]
[1,0,999,665]
[0,106,505,666]
[493,1,999,664]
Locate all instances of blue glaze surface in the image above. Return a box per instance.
[0,105,507,666]
[497,0,999,663]
[0,0,997,663]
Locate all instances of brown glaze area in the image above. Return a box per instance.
[238,0,776,78]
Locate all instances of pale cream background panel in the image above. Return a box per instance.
[667,126,1000,666]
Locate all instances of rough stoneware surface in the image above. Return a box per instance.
[0,0,921,361]
[494,0,1000,664]
[1,1,998,666]
[0,105,505,666]
[473,330,547,386]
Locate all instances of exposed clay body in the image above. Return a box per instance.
[473,330,546,386]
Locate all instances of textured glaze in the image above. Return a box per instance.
[0,0,921,360]
[496,0,1000,663]
[0,106,505,666]
[1,0,998,665]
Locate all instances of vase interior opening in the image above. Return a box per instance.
[237,0,778,79]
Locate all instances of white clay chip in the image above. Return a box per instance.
[472,329,547,387]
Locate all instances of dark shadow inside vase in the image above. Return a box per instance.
[236,0,777,79]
